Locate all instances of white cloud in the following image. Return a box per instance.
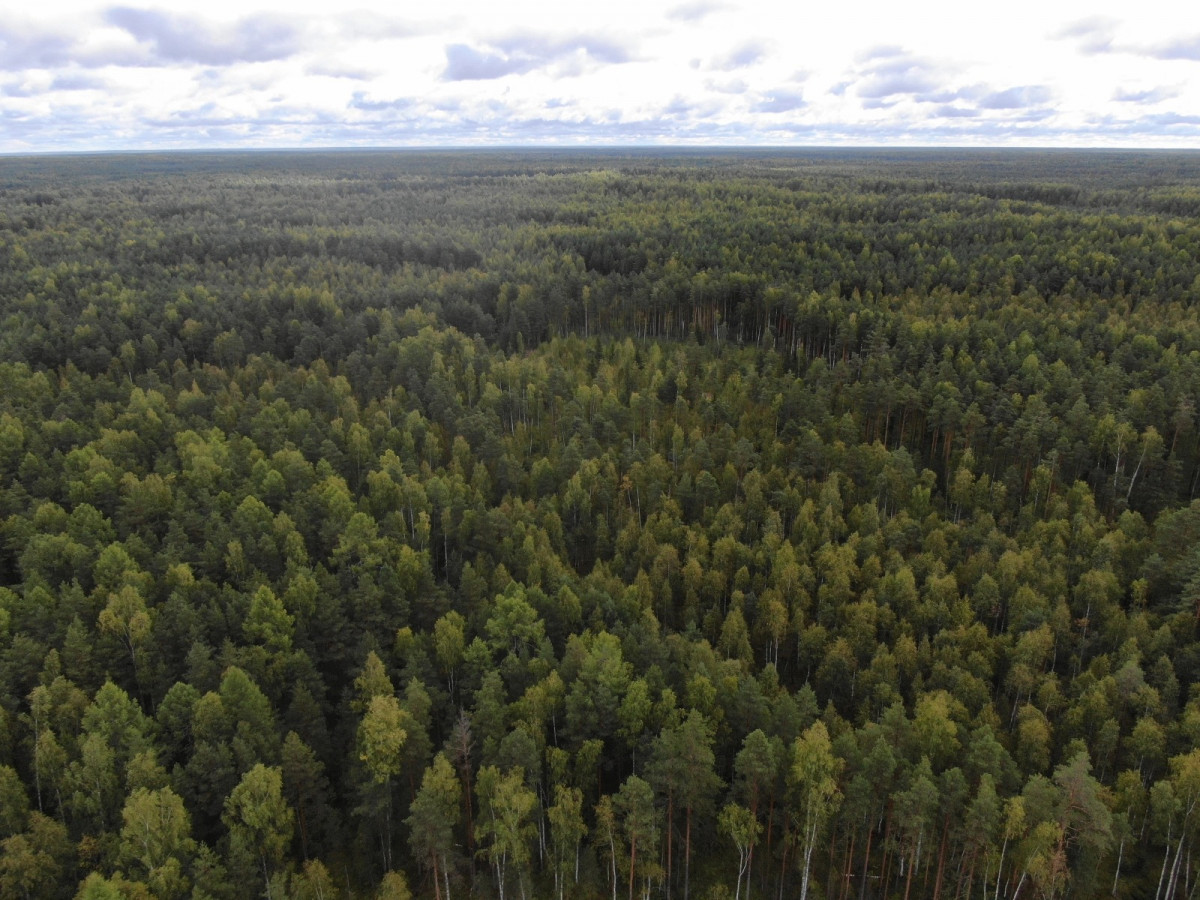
[2,0,1200,151]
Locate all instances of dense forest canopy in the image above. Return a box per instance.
[2,148,1200,900]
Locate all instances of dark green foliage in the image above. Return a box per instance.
[2,149,1200,898]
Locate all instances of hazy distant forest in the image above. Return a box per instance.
[4,148,1200,900]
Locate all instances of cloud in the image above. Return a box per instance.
[754,89,805,113]
[349,92,414,112]
[711,41,766,71]
[660,95,723,120]
[1113,85,1178,103]
[1148,36,1200,61]
[667,2,726,22]
[49,73,107,91]
[307,61,377,80]
[104,7,303,65]
[332,11,417,41]
[978,85,1053,110]
[853,50,948,100]
[1140,112,1200,127]
[0,20,143,70]
[1053,18,1200,61]
[705,78,748,94]
[442,33,634,81]
[1052,17,1117,54]
[934,105,979,118]
[856,45,905,62]
[443,44,532,80]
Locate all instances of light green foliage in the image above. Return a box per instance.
[476,765,538,900]
[223,764,294,897]
[357,696,407,785]
[788,722,842,900]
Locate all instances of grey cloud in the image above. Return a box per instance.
[1052,17,1117,54]
[442,33,634,81]
[0,21,144,70]
[712,41,766,71]
[705,78,748,94]
[663,96,696,117]
[660,95,723,120]
[1113,86,1178,103]
[333,12,416,40]
[0,27,74,69]
[935,105,979,118]
[858,73,941,99]
[856,44,905,62]
[349,92,415,112]
[1053,17,1117,39]
[667,2,726,22]
[1053,18,1200,61]
[1141,112,1200,127]
[307,62,378,80]
[105,7,303,65]
[978,85,1053,109]
[494,33,632,65]
[1148,36,1200,61]
[12,98,1200,151]
[444,44,536,80]
[49,73,107,91]
[754,89,805,113]
[853,51,948,100]
[144,103,342,128]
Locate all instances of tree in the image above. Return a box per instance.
[376,871,412,900]
[788,721,842,900]
[290,859,339,900]
[718,803,760,900]
[615,774,659,900]
[547,783,587,900]
[280,731,330,862]
[647,708,722,900]
[476,765,537,900]
[222,764,295,900]
[732,728,778,891]
[357,695,408,873]
[894,758,938,900]
[119,786,194,899]
[407,753,461,900]
[98,583,151,682]
[0,766,29,839]
[0,811,73,900]
[1051,751,1112,895]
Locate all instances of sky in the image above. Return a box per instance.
[2,0,1200,152]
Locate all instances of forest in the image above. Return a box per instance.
[1,148,1200,900]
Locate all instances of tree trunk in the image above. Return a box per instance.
[666,794,674,895]
[933,815,949,900]
[859,819,874,900]
[629,836,637,900]
[685,806,693,900]
[842,832,855,900]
